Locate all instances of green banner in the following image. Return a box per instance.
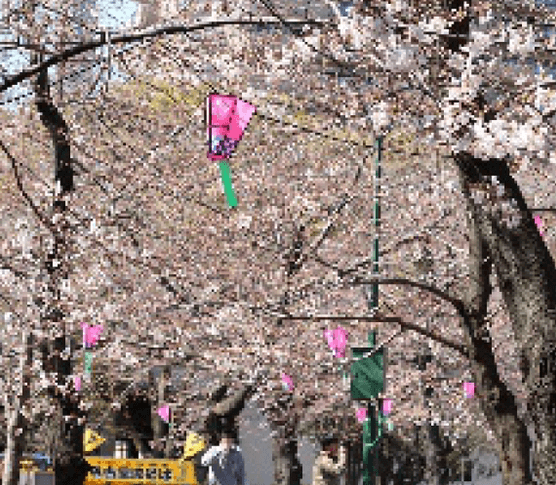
[219,162,238,208]
[84,351,93,374]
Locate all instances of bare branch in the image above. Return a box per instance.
[280,313,473,361]
[0,139,56,235]
[0,18,333,94]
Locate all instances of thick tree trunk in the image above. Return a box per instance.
[151,366,170,458]
[455,153,540,485]
[205,384,254,446]
[2,407,23,485]
[271,429,302,485]
[32,53,91,485]
[3,329,35,485]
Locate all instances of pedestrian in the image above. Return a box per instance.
[312,434,347,485]
[201,426,246,485]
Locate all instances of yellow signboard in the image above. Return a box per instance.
[182,432,206,460]
[84,457,196,484]
[84,428,106,453]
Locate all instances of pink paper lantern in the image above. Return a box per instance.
[282,373,294,392]
[324,327,349,358]
[463,382,475,398]
[82,323,103,347]
[74,375,82,392]
[206,94,256,161]
[157,405,170,423]
[333,327,348,358]
[356,408,367,423]
[534,215,545,236]
[382,398,393,416]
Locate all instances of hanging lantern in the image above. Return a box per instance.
[281,373,294,392]
[534,215,545,236]
[382,398,393,416]
[463,382,475,398]
[356,408,367,423]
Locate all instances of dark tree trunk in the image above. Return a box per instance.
[2,332,32,485]
[33,59,91,485]
[454,153,550,485]
[117,392,155,458]
[203,383,255,447]
[271,428,302,485]
[150,366,171,458]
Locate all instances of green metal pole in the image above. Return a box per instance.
[363,136,382,485]
[370,136,382,309]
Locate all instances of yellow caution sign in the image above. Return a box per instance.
[84,428,106,453]
[182,432,206,459]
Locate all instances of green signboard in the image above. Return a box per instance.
[350,346,385,400]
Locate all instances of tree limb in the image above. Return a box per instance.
[0,139,57,235]
[280,312,472,361]
[0,19,334,94]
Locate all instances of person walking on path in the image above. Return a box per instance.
[201,427,246,485]
[313,435,347,485]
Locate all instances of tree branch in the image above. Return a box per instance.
[279,312,473,361]
[0,139,57,235]
[0,19,333,94]
[34,64,74,194]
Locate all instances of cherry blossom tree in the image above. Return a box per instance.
[1,2,556,485]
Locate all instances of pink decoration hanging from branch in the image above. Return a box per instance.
[81,323,104,347]
[382,398,393,416]
[157,405,170,423]
[356,408,367,423]
[463,382,475,398]
[282,373,294,392]
[74,375,82,392]
[206,93,256,161]
[534,215,545,236]
[324,326,349,358]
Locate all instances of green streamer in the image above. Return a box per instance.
[219,162,237,208]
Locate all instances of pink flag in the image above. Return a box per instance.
[157,405,170,423]
[282,373,294,392]
[82,323,104,347]
[356,408,367,423]
[74,375,82,392]
[463,382,475,398]
[534,215,545,236]
[382,398,393,416]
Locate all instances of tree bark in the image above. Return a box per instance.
[151,365,170,458]
[455,153,539,485]
[33,60,91,485]
[2,331,32,485]
[271,427,302,485]
[205,384,255,446]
